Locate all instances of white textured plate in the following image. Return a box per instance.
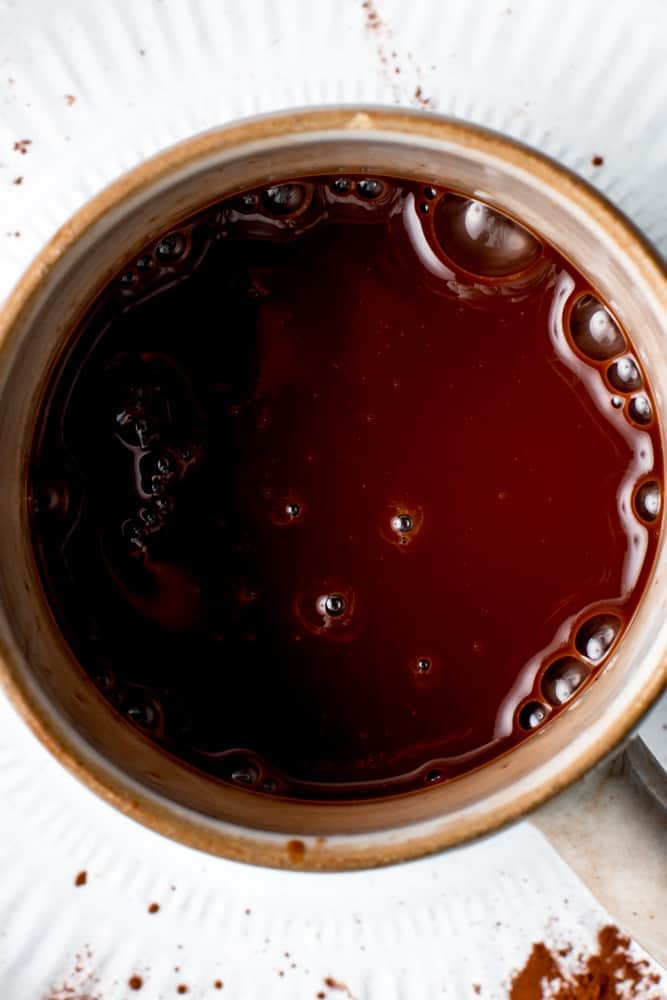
[0,0,665,997]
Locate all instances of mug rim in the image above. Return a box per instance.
[0,106,665,870]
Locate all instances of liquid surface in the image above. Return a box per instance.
[29,176,663,799]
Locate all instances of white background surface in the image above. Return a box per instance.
[0,1,665,996]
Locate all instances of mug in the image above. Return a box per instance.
[0,108,664,871]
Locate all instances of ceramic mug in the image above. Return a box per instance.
[0,108,664,871]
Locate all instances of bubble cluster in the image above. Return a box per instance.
[569,295,626,360]
[541,657,590,706]
[575,613,621,662]
[433,194,542,277]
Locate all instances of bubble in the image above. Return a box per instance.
[134,418,155,450]
[575,613,621,662]
[237,192,259,213]
[426,768,443,783]
[629,395,652,425]
[321,593,346,617]
[231,764,260,784]
[569,295,626,360]
[356,178,384,199]
[611,396,623,409]
[29,483,67,517]
[296,581,356,639]
[92,667,115,692]
[270,493,305,526]
[423,186,437,200]
[155,232,186,261]
[139,505,160,528]
[126,699,157,729]
[382,501,423,547]
[136,255,154,272]
[434,195,541,277]
[122,519,146,549]
[262,777,278,792]
[261,184,306,216]
[541,657,590,706]
[419,202,430,214]
[119,269,139,290]
[391,513,413,534]
[608,356,642,392]
[221,753,261,786]
[518,701,548,730]
[156,453,174,475]
[634,480,661,522]
[332,178,351,194]
[416,657,431,674]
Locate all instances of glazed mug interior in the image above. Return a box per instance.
[0,108,665,870]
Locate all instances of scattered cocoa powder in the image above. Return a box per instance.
[13,176,22,184]
[147,902,160,914]
[43,950,100,1000]
[510,925,664,999]
[13,138,31,154]
[360,1,434,109]
[317,993,326,999]
[177,986,188,995]
[128,975,143,990]
[74,870,88,887]
[473,985,481,995]
[323,977,356,997]
[214,981,223,990]
[591,155,604,167]
[65,94,76,105]
[414,85,433,108]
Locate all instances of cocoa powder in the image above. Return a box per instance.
[510,925,665,999]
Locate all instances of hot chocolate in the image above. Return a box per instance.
[28,175,662,799]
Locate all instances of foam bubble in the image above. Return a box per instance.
[319,593,346,618]
[434,195,541,277]
[356,178,384,200]
[518,701,548,730]
[155,233,186,261]
[541,657,590,706]
[391,513,414,534]
[575,613,621,662]
[569,295,626,360]
[608,356,642,392]
[635,480,661,522]
[262,184,307,216]
[629,395,652,425]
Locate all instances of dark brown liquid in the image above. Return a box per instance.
[29,176,663,799]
